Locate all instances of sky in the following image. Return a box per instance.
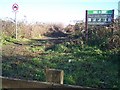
[0,0,119,25]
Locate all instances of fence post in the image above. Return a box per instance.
[45,68,64,84]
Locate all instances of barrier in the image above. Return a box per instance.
[0,76,97,89]
[0,69,98,89]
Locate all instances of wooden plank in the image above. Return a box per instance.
[0,76,99,89]
[1,76,52,88]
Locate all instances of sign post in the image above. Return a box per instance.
[12,3,19,39]
[85,10,114,43]
[85,10,88,43]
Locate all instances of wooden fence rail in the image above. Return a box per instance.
[0,76,99,89]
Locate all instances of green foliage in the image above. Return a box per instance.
[87,26,120,50]
[1,36,15,45]
[51,44,69,53]
[64,75,76,85]
[2,20,120,88]
[2,41,119,88]
[29,46,45,53]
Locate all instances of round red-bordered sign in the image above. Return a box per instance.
[12,3,19,11]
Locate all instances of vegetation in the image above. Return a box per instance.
[1,18,120,89]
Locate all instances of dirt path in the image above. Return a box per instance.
[2,37,64,61]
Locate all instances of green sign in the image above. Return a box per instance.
[88,10,113,14]
[86,10,114,25]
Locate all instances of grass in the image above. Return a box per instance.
[2,38,119,88]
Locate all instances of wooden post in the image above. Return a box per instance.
[111,9,114,35]
[45,69,64,84]
[85,10,88,44]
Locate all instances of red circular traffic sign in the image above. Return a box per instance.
[12,3,19,11]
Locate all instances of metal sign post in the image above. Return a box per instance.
[12,3,19,39]
[15,11,18,39]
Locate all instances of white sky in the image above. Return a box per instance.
[0,0,119,25]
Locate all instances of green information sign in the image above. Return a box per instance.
[86,10,114,25]
[88,10,113,14]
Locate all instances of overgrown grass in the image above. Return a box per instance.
[2,40,119,88]
[1,19,120,89]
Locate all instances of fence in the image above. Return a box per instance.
[1,76,98,89]
[0,69,99,89]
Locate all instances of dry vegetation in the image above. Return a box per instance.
[1,19,66,39]
[1,18,120,89]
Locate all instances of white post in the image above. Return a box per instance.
[15,11,17,39]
